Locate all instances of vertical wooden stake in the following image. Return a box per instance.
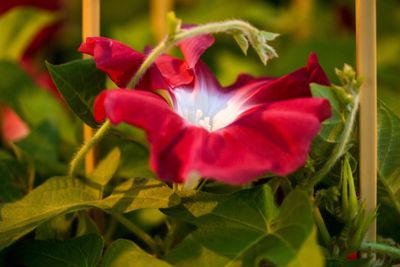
[356,0,377,242]
[150,0,173,42]
[82,0,100,174]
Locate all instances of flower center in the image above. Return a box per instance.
[173,87,244,131]
[195,109,212,131]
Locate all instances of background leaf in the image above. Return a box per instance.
[164,186,323,267]
[16,120,66,175]
[12,234,103,267]
[0,7,56,60]
[101,239,171,267]
[46,59,106,127]
[0,151,26,202]
[0,61,76,145]
[0,61,35,109]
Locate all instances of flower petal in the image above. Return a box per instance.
[95,89,331,184]
[154,55,193,88]
[225,74,275,91]
[94,89,200,183]
[179,25,215,69]
[226,53,330,107]
[79,37,145,88]
[306,52,330,85]
[171,62,224,120]
[194,97,331,184]
[154,27,215,88]
[94,89,179,131]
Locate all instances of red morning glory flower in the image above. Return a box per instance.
[80,35,331,185]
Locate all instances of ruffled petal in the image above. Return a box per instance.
[225,74,275,91]
[306,52,330,86]
[80,29,214,90]
[179,25,215,68]
[94,89,201,183]
[225,53,330,107]
[153,27,215,89]
[94,89,179,133]
[192,61,222,94]
[79,37,145,88]
[194,97,331,184]
[154,55,193,88]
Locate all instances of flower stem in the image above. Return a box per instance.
[306,95,360,189]
[174,20,259,41]
[312,207,331,246]
[128,41,168,88]
[112,212,158,253]
[104,217,117,243]
[163,218,178,253]
[127,19,266,89]
[69,120,111,176]
[360,242,400,259]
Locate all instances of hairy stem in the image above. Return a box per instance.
[127,19,262,89]
[306,95,360,189]
[104,217,117,243]
[360,242,400,259]
[69,120,111,176]
[127,40,168,88]
[174,20,259,41]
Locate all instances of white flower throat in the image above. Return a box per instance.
[173,86,245,131]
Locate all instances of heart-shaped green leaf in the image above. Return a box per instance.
[376,100,400,242]
[46,59,106,127]
[164,186,323,267]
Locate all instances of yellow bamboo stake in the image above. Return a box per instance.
[150,0,173,42]
[356,0,377,242]
[82,0,100,174]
